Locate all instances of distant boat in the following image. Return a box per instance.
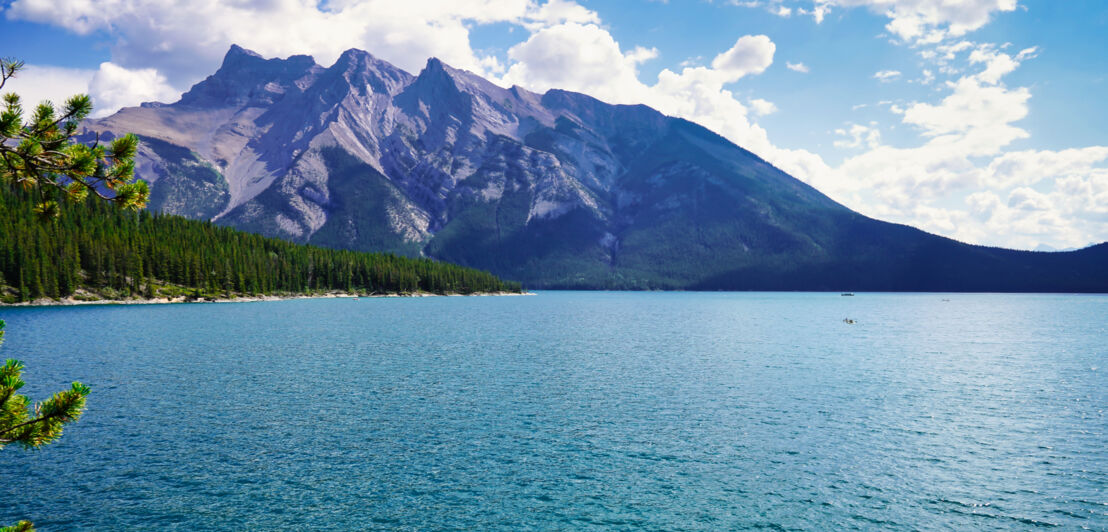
[841,292,855,296]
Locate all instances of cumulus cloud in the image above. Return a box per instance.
[797,43,1108,250]
[500,23,654,101]
[710,35,776,81]
[87,62,180,117]
[1,64,94,109]
[717,2,1108,248]
[523,0,600,28]
[786,61,810,73]
[800,0,1019,43]
[987,147,1108,189]
[1,62,181,118]
[901,78,1029,145]
[797,4,831,23]
[749,98,778,116]
[5,0,543,87]
[833,123,881,149]
[873,69,901,81]
[2,0,611,115]
[501,27,819,176]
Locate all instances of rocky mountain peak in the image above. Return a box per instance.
[222,44,264,65]
[327,48,412,96]
[177,45,319,107]
[414,57,461,89]
[419,58,512,101]
[397,57,472,118]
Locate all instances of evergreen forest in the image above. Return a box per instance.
[0,188,523,303]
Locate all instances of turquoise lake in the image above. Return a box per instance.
[1,292,1105,530]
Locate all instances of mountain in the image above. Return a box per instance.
[80,45,1108,291]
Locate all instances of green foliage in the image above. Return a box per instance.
[0,357,90,449]
[0,319,88,532]
[1,319,91,451]
[0,57,148,218]
[0,520,34,532]
[0,186,522,302]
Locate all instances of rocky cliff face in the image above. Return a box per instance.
[83,45,1108,291]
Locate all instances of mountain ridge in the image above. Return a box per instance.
[80,45,1107,291]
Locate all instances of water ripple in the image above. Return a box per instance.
[0,292,1105,530]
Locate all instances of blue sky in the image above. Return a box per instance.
[1,0,1105,250]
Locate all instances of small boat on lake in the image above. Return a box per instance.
[841,292,855,296]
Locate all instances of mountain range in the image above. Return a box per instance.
[81,45,1107,291]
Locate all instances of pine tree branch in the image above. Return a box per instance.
[0,519,35,532]
[1,146,115,201]
[0,388,12,411]
[0,410,69,438]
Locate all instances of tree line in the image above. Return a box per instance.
[0,187,523,302]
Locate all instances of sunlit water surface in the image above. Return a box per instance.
[1,292,1105,530]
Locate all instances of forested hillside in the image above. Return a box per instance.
[0,189,522,303]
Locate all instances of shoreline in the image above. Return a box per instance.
[1,290,533,307]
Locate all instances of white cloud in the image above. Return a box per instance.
[790,43,1108,250]
[802,0,1019,43]
[986,147,1108,189]
[1,64,94,110]
[786,61,810,73]
[901,78,1029,148]
[833,122,881,149]
[729,0,793,17]
[5,0,545,87]
[501,27,776,126]
[87,62,180,118]
[1007,186,1051,211]
[500,22,653,102]
[873,69,901,81]
[710,35,776,81]
[3,0,609,115]
[797,4,831,23]
[523,0,600,29]
[968,44,1037,85]
[749,98,778,116]
[625,46,661,65]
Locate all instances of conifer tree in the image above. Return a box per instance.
[1,55,107,532]
[0,57,147,219]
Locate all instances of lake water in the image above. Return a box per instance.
[1,292,1105,530]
